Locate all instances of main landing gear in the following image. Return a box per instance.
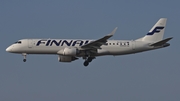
[22,53,27,62]
[83,57,94,66]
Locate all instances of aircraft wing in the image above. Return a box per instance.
[81,27,117,50]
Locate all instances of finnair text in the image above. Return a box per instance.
[36,40,90,46]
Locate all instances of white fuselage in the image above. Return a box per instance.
[5,18,171,66]
[6,39,159,56]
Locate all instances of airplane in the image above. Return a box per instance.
[6,18,172,66]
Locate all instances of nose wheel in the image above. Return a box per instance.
[22,53,27,62]
[23,59,26,62]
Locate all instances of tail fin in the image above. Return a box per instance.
[142,18,167,42]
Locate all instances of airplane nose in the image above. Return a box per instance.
[6,46,12,52]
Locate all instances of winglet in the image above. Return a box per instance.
[108,27,118,36]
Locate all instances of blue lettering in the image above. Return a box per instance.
[50,40,62,46]
[36,40,90,46]
[46,40,51,46]
[61,40,73,46]
[36,40,47,46]
[84,40,89,44]
[72,40,84,46]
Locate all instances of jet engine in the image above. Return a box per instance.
[57,47,78,56]
[58,55,78,62]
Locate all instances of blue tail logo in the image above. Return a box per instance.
[147,26,164,35]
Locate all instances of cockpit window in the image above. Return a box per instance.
[15,41,22,44]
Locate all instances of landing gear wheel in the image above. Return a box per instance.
[83,61,89,66]
[87,58,92,62]
[23,59,26,62]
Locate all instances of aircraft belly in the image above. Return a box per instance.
[26,46,62,54]
[106,46,133,55]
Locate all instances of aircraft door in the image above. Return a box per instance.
[132,41,136,50]
[28,39,34,48]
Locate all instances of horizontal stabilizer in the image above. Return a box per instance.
[150,37,173,46]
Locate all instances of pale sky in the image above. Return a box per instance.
[1,0,180,101]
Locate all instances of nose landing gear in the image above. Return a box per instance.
[22,53,27,62]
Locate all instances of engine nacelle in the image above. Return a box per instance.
[58,55,78,62]
[57,47,78,56]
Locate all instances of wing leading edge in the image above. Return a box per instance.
[81,27,117,50]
